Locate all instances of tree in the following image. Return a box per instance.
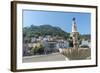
[31,44,44,55]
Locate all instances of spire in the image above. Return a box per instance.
[72,17,77,32]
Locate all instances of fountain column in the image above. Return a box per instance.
[70,18,79,57]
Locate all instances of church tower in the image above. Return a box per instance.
[71,18,79,50]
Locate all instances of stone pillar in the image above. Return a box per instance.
[71,18,79,57]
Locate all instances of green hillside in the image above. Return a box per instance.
[23,24,90,41]
[23,25,70,40]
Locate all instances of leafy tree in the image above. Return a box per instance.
[31,44,44,55]
[80,45,89,48]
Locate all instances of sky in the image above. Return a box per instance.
[23,10,91,34]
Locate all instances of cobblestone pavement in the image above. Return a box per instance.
[23,53,67,63]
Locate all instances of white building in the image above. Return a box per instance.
[81,39,91,48]
[56,40,69,49]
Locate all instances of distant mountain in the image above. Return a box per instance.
[23,25,70,39]
[23,24,90,41]
[80,34,91,41]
